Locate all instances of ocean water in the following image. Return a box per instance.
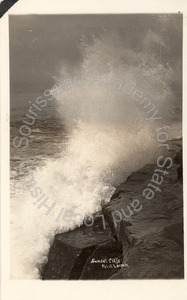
[10,31,182,279]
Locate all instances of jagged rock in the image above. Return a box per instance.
[41,138,183,280]
[41,211,122,279]
[110,223,184,279]
[79,240,123,279]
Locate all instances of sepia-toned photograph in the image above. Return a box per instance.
[9,14,183,280]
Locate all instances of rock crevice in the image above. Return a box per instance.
[41,138,183,280]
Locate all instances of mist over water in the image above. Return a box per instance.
[11,29,182,279]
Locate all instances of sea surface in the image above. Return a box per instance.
[10,32,182,279]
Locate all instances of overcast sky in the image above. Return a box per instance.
[9,14,182,94]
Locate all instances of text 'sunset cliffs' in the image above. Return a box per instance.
[41,138,183,279]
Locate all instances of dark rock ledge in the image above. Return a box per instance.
[40,138,183,280]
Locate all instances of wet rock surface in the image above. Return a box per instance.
[41,138,183,280]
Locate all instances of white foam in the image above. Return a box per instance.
[11,31,181,279]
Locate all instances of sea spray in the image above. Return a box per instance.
[11,30,180,279]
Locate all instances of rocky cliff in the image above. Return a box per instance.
[40,138,183,279]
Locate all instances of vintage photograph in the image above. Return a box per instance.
[10,14,183,280]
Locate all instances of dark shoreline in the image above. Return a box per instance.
[40,138,183,280]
